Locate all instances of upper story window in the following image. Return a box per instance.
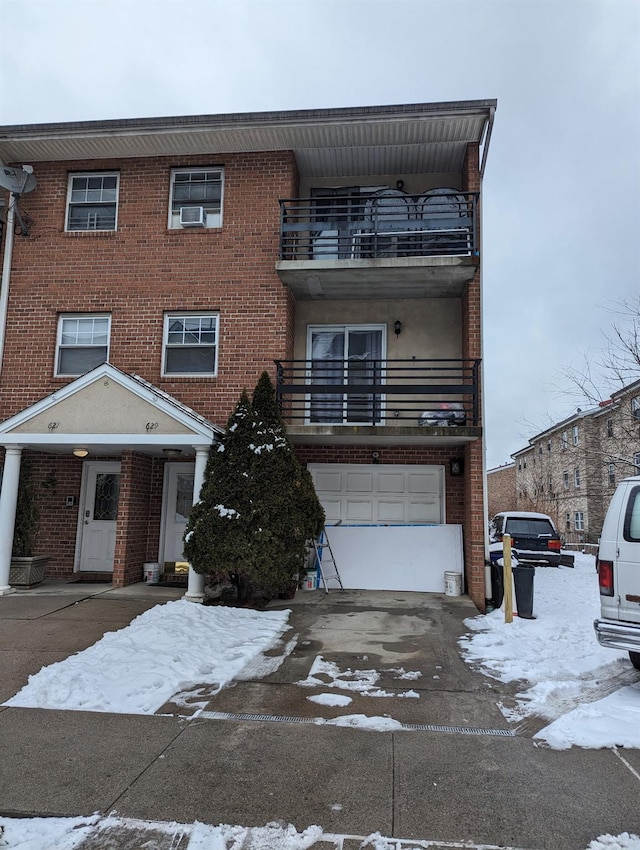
[632,396,640,420]
[572,425,579,446]
[547,439,552,452]
[608,463,616,485]
[162,313,219,376]
[561,431,568,450]
[574,468,581,488]
[169,168,224,229]
[574,511,584,531]
[563,470,569,489]
[606,418,614,437]
[56,314,110,376]
[634,451,640,472]
[66,172,119,231]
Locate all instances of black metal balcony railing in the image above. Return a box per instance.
[279,192,478,261]
[275,359,480,427]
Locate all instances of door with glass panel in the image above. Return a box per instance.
[161,463,195,570]
[307,326,385,424]
[78,462,121,572]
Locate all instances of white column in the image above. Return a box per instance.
[185,445,210,603]
[0,446,23,595]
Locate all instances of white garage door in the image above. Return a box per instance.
[308,463,444,525]
[308,464,462,593]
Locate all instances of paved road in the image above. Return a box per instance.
[0,582,639,849]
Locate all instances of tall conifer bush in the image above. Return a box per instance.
[183,373,324,603]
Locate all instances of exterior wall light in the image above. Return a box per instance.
[449,458,464,476]
[394,320,402,337]
[73,448,89,458]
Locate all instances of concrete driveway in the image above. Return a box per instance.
[0,581,639,849]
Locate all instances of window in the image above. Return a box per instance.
[169,168,224,229]
[517,460,522,471]
[566,513,571,531]
[163,313,219,376]
[624,485,640,541]
[634,452,640,472]
[538,445,542,456]
[563,471,569,489]
[606,418,614,437]
[66,172,119,231]
[574,468,581,488]
[608,463,616,485]
[574,511,584,531]
[632,396,640,421]
[56,314,110,376]
[561,431,568,450]
[572,425,579,446]
[547,439,552,452]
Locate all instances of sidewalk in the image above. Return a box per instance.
[0,582,639,849]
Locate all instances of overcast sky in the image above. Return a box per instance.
[1,0,639,468]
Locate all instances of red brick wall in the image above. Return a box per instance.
[0,151,298,424]
[113,451,153,586]
[487,464,517,518]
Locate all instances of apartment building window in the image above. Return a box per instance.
[169,168,224,229]
[634,452,640,472]
[538,445,542,456]
[163,313,219,376]
[574,468,581,488]
[561,431,568,450]
[547,439,552,452]
[56,314,110,376]
[606,418,614,437]
[66,172,119,231]
[566,513,571,531]
[574,511,584,531]
[633,396,640,420]
[572,425,579,446]
[517,460,522,471]
[608,464,616,485]
[563,471,569,489]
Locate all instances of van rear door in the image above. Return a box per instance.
[617,483,640,625]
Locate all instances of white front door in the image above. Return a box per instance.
[78,462,121,572]
[161,462,195,566]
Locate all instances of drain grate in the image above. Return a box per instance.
[197,710,516,737]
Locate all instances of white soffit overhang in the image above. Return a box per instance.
[0,100,496,178]
[0,363,221,455]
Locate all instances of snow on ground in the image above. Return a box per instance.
[459,553,640,749]
[0,815,638,850]
[296,655,422,698]
[3,600,290,714]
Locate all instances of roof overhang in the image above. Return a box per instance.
[0,99,497,179]
[0,363,222,457]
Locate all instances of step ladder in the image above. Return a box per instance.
[313,523,344,593]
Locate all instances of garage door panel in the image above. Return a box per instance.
[321,500,343,523]
[345,471,374,492]
[408,501,440,523]
[314,471,343,492]
[376,472,405,493]
[345,500,373,522]
[408,471,440,494]
[376,500,405,522]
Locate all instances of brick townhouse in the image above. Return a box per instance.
[510,379,640,544]
[0,100,496,609]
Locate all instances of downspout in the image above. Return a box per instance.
[479,107,496,607]
[0,193,16,376]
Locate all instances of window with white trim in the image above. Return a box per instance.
[563,470,569,489]
[56,314,110,376]
[572,425,579,446]
[606,418,613,437]
[162,313,219,376]
[608,463,616,485]
[632,396,640,420]
[574,468,581,488]
[169,168,224,229]
[574,511,584,531]
[561,431,568,450]
[634,451,640,472]
[66,172,119,231]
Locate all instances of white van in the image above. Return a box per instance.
[594,475,640,670]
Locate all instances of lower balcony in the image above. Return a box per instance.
[275,358,481,446]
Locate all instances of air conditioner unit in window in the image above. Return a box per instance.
[179,206,206,227]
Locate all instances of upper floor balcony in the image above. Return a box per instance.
[275,357,481,446]
[276,189,479,300]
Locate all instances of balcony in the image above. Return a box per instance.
[276,190,479,300]
[275,358,481,446]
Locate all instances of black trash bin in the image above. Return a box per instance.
[513,563,535,619]
[490,561,504,609]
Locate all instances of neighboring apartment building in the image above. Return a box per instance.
[512,379,640,543]
[0,100,496,609]
[486,462,516,518]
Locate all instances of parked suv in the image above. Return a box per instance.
[488,511,562,567]
[594,476,640,670]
